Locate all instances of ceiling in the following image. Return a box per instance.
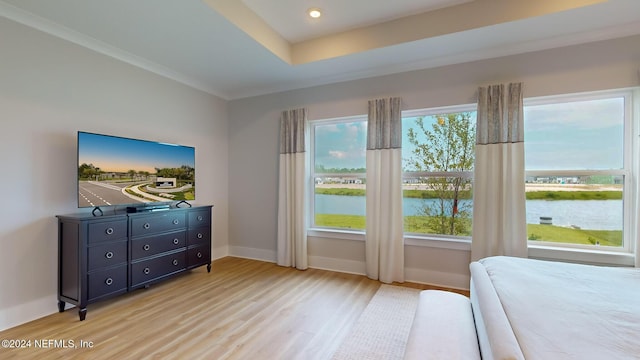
[240,0,474,43]
[1,0,640,100]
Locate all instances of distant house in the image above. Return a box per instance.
[156,177,177,188]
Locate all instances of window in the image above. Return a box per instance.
[402,105,477,239]
[524,90,632,250]
[310,117,367,230]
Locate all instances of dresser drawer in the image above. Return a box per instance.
[187,244,210,269]
[88,219,127,244]
[130,231,186,260]
[130,212,186,237]
[188,209,210,228]
[130,251,186,287]
[187,226,210,246]
[88,241,127,271]
[88,265,127,300]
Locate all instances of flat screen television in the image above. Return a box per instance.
[77,131,195,211]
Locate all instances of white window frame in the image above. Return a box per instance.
[523,88,636,259]
[402,104,477,243]
[304,88,640,263]
[308,115,367,235]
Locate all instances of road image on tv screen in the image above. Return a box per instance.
[77,132,195,208]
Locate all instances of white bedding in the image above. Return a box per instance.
[470,256,640,360]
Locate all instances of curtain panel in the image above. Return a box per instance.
[277,108,308,270]
[366,97,404,283]
[471,83,527,261]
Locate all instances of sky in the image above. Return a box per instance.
[78,132,195,173]
[314,121,367,170]
[314,95,625,172]
[523,97,624,170]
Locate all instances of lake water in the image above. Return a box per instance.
[315,194,622,230]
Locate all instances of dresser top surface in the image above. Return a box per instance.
[57,205,212,221]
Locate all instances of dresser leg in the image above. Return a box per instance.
[207,263,211,273]
[58,301,65,313]
[79,308,87,321]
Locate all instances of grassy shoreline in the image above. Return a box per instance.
[315,187,622,200]
[314,214,622,246]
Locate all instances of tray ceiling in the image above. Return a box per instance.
[1,0,639,100]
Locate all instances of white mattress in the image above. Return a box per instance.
[470,256,640,360]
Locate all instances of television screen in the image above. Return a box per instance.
[77,131,195,208]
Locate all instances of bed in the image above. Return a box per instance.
[470,256,640,360]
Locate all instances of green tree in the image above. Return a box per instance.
[154,165,195,185]
[180,165,195,182]
[138,171,150,180]
[78,163,102,180]
[314,164,366,174]
[406,113,475,235]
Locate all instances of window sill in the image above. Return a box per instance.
[307,228,365,241]
[404,235,471,251]
[306,230,636,265]
[528,244,635,267]
[307,228,472,251]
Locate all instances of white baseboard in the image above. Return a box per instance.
[212,244,229,260]
[308,255,366,275]
[228,246,276,262]
[405,267,470,291]
[225,246,469,290]
[0,295,58,332]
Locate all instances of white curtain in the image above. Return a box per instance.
[636,221,640,267]
[366,97,404,283]
[471,83,527,261]
[277,108,308,270]
[637,231,640,268]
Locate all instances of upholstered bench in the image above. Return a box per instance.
[404,290,481,360]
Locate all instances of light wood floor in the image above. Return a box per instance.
[0,257,468,360]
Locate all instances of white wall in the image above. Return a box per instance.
[227,34,640,289]
[0,18,229,331]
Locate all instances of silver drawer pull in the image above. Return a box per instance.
[144,268,150,275]
[197,252,202,259]
[143,244,150,251]
[197,215,203,221]
[105,278,113,286]
[172,259,179,266]
[172,219,179,225]
[105,227,114,235]
[143,223,151,230]
[105,251,114,259]
[197,233,203,239]
[173,238,179,245]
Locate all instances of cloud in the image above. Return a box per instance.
[524,97,624,131]
[346,123,364,138]
[317,124,340,134]
[329,150,347,159]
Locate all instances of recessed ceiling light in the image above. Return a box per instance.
[308,8,322,19]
